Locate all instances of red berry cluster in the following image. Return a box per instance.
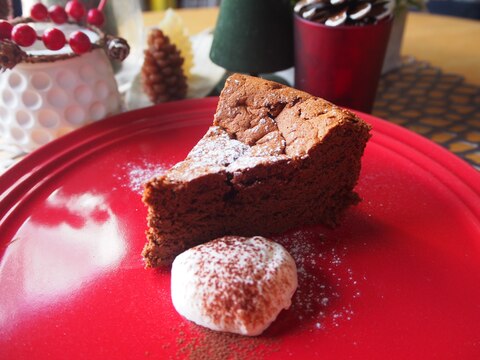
[0,1,107,55]
[31,1,105,27]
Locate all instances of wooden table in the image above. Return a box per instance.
[403,13,480,86]
[144,8,480,86]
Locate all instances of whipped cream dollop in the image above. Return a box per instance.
[171,236,298,336]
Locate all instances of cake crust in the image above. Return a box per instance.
[142,74,371,267]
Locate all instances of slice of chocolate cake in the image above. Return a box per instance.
[142,74,371,267]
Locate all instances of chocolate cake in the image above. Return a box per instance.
[142,74,371,267]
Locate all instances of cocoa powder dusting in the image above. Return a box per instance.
[181,236,293,335]
[163,229,363,359]
[174,324,279,360]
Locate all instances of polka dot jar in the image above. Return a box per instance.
[0,48,121,152]
[0,19,130,153]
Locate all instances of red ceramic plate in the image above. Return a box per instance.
[1,98,480,359]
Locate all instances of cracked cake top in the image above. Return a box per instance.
[164,74,365,183]
[214,73,362,157]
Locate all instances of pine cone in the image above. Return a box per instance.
[0,40,26,72]
[141,28,188,104]
[294,0,393,27]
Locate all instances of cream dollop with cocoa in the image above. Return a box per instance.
[171,236,298,336]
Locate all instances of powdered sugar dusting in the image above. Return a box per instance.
[167,127,288,181]
[186,127,250,168]
[116,160,170,194]
[227,155,286,172]
[275,229,363,330]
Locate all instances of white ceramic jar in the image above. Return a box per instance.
[0,48,121,152]
[0,22,126,152]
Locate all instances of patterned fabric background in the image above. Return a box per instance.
[374,59,480,170]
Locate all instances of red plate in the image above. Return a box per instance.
[1,98,480,359]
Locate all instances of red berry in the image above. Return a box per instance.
[11,24,37,47]
[69,31,91,54]
[42,28,66,50]
[30,3,49,21]
[87,9,105,27]
[0,20,13,40]
[49,5,68,24]
[65,1,86,21]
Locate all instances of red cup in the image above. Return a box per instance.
[294,15,393,113]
